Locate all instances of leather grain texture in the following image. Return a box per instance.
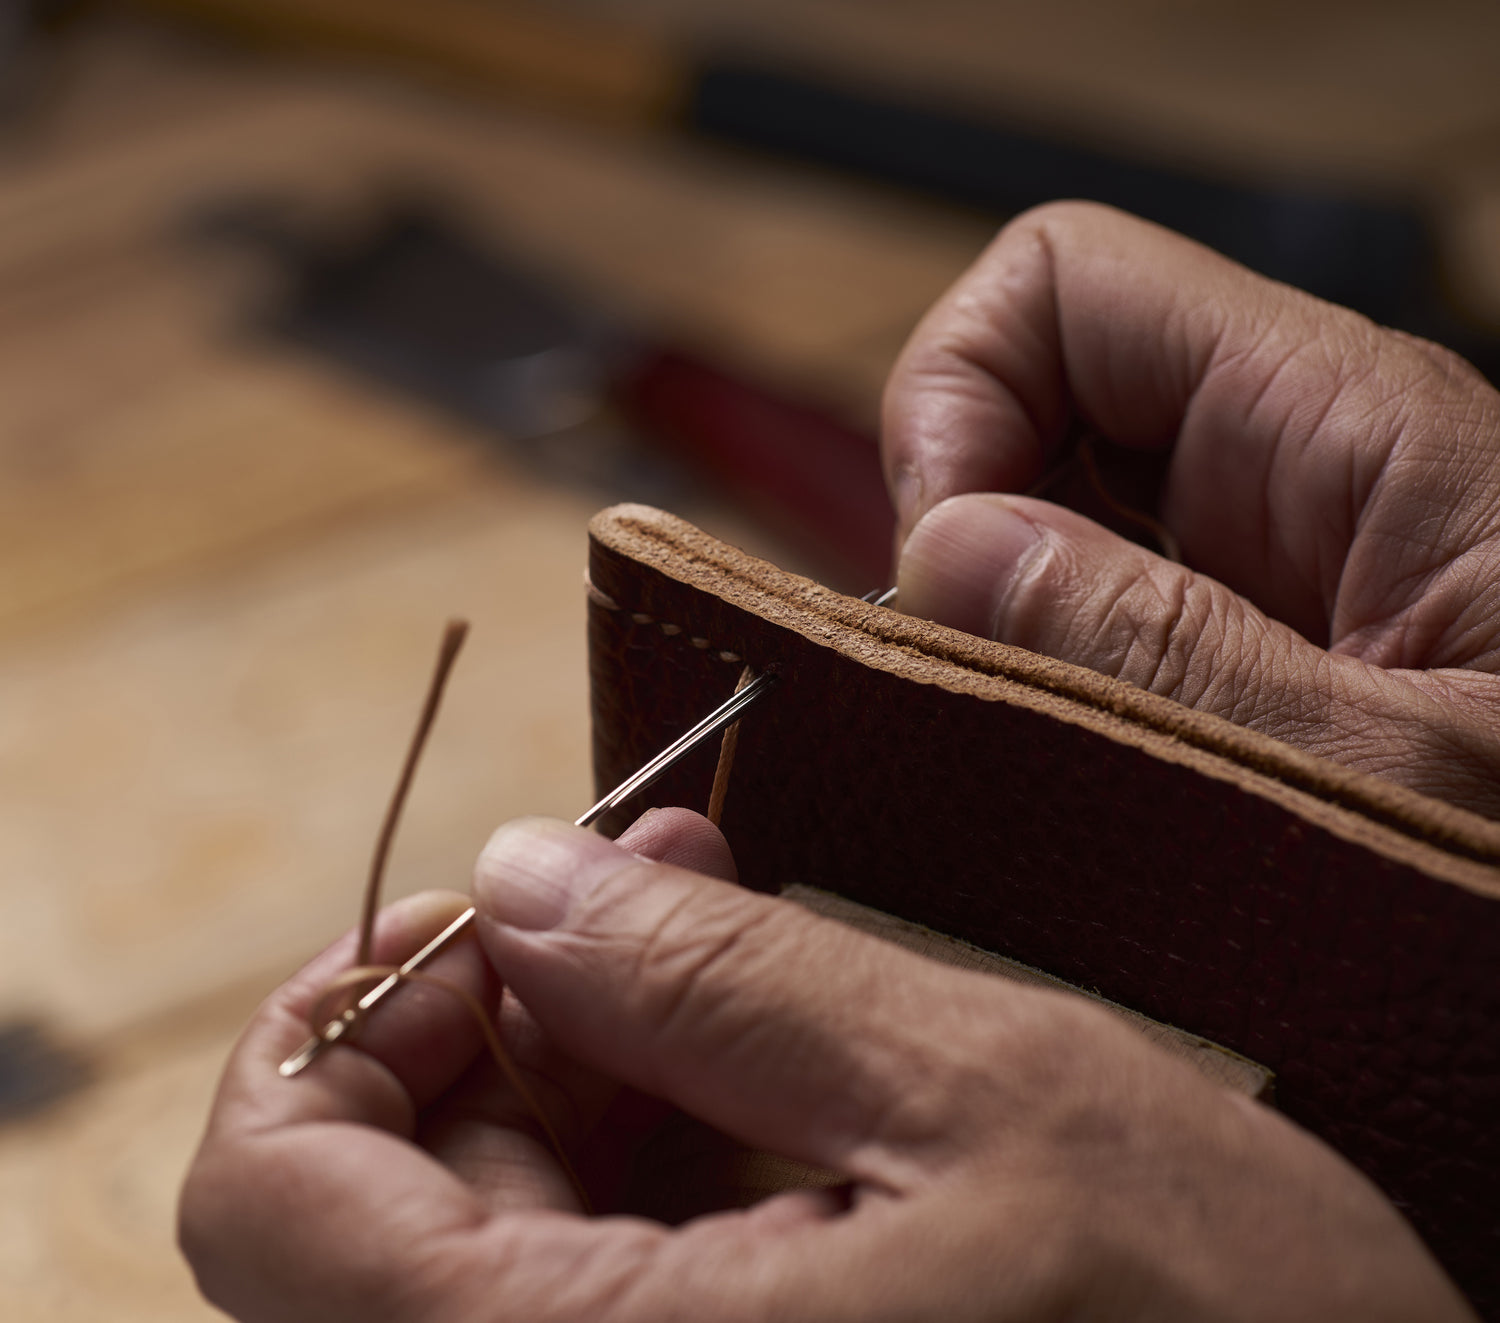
[587,503,1500,1313]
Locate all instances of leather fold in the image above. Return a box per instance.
[587,502,1500,1310]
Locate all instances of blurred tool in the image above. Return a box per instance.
[132,0,1500,381]
[618,349,892,590]
[0,1019,90,1122]
[127,0,676,121]
[691,65,1445,353]
[0,0,91,108]
[189,199,894,589]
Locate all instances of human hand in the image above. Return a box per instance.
[884,202,1500,818]
[181,809,1471,1321]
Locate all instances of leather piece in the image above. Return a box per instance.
[786,885,1273,1100]
[586,503,1500,1313]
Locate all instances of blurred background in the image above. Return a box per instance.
[0,2,1496,1317]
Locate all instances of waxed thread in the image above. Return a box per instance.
[303,619,591,1212]
[707,665,756,827]
[588,570,749,824]
[1075,437,1182,563]
[356,619,467,969]
[1027,436,1182,564]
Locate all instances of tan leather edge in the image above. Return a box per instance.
[785,885,1274,1102]
[589,503,1500,898]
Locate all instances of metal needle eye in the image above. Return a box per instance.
[279,668,779,1078]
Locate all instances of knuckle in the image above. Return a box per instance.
[627,884,786,1044]
[175,1160,216,1277]
[1086,559,1194,690]
[177,1147,244,1289]
[999,528,1085,645]
[906,989,1115,1162]
[1387,328,1490,394]
[1099,563,1276,722]
[176,1148,268,1318]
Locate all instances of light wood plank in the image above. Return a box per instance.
[0,1029,236,1323]
[0,483,604,1042]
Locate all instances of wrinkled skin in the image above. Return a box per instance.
[181,206,1488,1320]
[181,811,1473,1322]
[887,202,1500,818]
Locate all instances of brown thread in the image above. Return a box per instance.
[583,573,620,611]
[356,620,467,969]
[585,582,752,826]
[303,619,591,1211]
[1028,435,1182,564]
[706,666,755,827]
[1076,437,1183,564]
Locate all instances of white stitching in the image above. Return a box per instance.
[585,575,740,663]
[582,570,621,612]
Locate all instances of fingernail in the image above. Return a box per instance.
[474,818,627,931]
[898,495,1043,638]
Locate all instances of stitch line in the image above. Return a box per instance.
[584,570,742,664]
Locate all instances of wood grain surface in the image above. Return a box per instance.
[1,9,1494,1319]
[0,18,980,1319]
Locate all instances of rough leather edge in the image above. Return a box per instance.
[589,503,1500,899]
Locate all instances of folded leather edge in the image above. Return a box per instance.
[589,502,1500,898]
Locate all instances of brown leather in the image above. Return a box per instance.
[787,885,1274,1100]
[587,503,1500,1312]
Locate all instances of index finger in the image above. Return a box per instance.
[881,201,1496,644]
[181,891,502,1319]
[205,889,496,1140]
[178,876,914,1323]
[180,820,747,1323]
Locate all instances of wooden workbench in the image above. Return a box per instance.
[2,7,1497,1317]
[0,19,984,1320]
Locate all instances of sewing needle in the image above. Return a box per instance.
[279,668,779,1077]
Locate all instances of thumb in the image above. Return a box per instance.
[472,817,996,1192]
[900,493,1500,816]
[900,492,1330,729]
